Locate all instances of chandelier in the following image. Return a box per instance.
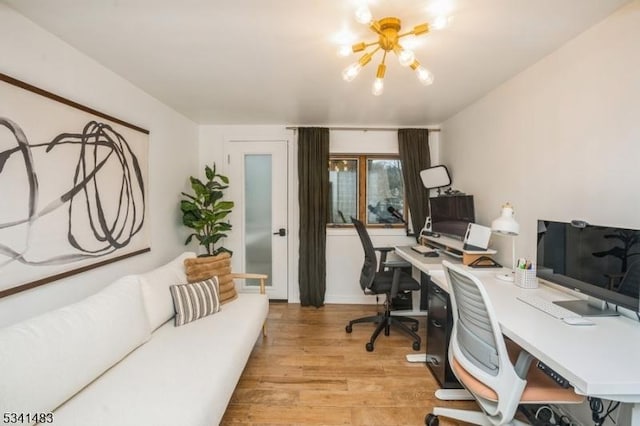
[339,5,449,95]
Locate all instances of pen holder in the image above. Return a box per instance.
[515,268,538,289]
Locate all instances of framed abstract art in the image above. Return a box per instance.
[0,73,150,298]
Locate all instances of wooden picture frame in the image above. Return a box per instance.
[0,73,150,298]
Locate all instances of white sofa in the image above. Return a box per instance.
[0,252,269,426]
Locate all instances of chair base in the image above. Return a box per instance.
[346,308,421,352]
[434,388,474,401]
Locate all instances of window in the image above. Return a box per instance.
[328,155,405,227]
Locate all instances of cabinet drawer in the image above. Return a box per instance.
[426,279,462,389]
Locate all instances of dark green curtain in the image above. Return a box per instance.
[297,127,329,307]
[398,129,431,241]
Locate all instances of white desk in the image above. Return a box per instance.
[395,246,640,424]
[389,247,448,317]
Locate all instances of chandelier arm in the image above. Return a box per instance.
[369,21,383,35]
[353,40,382,54]
[398,23,430,38]
[397,31,428,39]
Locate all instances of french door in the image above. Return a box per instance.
[225,140,289,299]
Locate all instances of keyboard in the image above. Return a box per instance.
[516,294,580,319]
[411,245,435,255]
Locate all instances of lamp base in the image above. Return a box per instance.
[495,273,514,282]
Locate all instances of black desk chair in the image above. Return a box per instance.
[345,217,421,352]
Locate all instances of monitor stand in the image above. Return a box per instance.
[553,299,619,317]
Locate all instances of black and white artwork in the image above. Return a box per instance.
[0,74,150,297]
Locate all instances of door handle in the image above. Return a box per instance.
[273,228,286,237]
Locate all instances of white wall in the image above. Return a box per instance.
[441,1,640,268]
[440,3,640,424]
[0,5,199,327]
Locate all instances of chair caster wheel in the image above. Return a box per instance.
[365,342,374,352]
[425,413,439,426]
[345,324,352,333]
[411,324,419,332]
[413,341,421,351]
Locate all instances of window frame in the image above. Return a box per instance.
[328,154,406,228]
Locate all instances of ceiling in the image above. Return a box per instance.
[3,0,630,126]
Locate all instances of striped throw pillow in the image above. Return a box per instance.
[170,278,221,326]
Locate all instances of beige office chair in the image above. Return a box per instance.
[426,261,583,426]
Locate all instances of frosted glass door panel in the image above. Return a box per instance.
[245,155,272,286]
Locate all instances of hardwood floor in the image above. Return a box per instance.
[221,303,477,425]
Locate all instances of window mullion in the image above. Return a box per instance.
[358,155,367,223]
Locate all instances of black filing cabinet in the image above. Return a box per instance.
[424,272,462,389]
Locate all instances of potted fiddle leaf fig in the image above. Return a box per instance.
[180,163,234,256]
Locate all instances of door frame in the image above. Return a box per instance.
[223,137,297,301]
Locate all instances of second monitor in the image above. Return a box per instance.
[428,195,475,240]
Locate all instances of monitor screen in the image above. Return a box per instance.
[536,220,640,312]
[429,195,475,240]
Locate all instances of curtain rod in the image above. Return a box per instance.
[285,125,441,132]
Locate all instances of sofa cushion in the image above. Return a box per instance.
[52,292,269,426]
[184,252,237,303]
[139,251,196,330]
[0,275,151,416]
[170,277,221,326]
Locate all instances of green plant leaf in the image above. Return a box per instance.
[215,201,234,211]
[180,192,197,202]
[180,162,234,256]
[180,200,198,212]
[205,165,214,180]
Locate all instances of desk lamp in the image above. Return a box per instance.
[491,203,520,282]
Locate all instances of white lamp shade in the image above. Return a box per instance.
[491,203,520,236]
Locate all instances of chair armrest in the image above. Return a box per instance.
[374,246,395,253]
[229,273,268,295]
[383,260,411,269]
[384,260,412,298]
[375,247,398,272]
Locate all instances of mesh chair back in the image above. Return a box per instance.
[447,267,500,376]
[351,217,377,291]
[443,260,527,423]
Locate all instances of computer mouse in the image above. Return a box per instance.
[562,317,595,326]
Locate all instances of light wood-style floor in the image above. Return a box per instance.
[221,303,477,425]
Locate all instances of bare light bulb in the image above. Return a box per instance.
[416,66,434,85]
[342,63,363,82]
[432,15,450,30]
[355,5,373,24]
[337,45,352,57]
[372,78,384,96]
[398,49,416,67]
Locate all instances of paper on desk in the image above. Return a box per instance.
[464,223,492,250]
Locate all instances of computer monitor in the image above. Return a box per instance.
[429,195,475,240]
[536,220,640,316]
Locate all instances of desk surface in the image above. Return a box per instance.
[395,246,640,403]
